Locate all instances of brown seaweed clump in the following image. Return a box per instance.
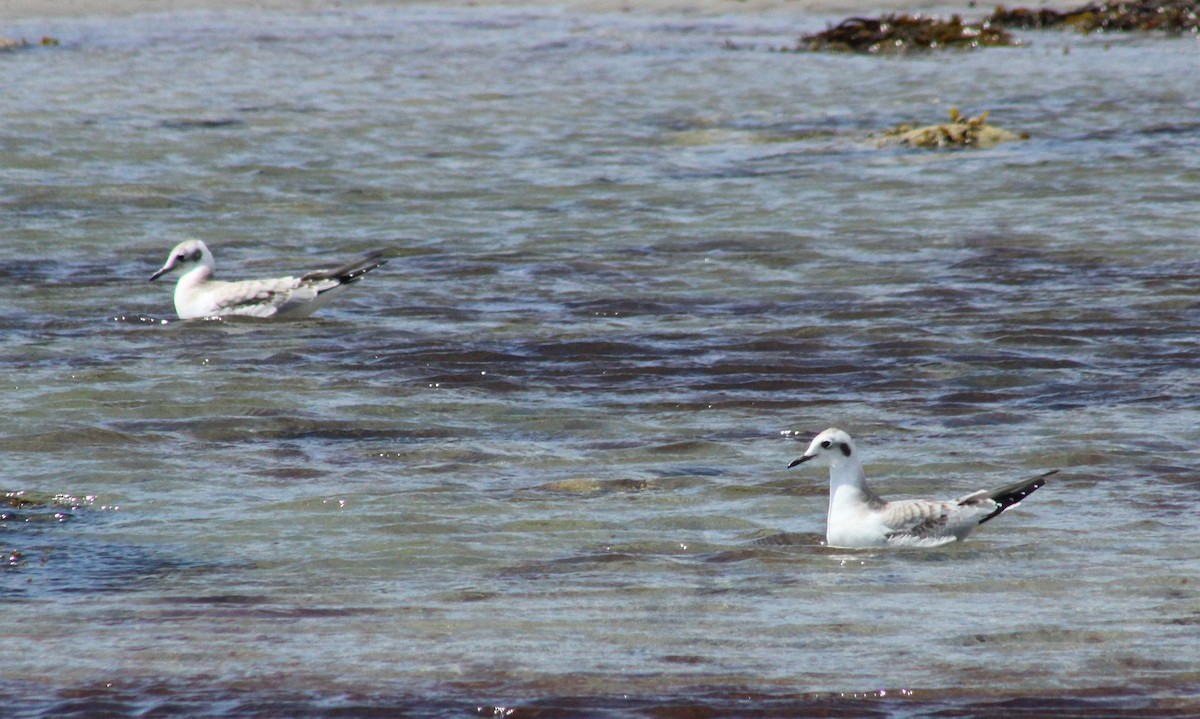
[878,108,1030,149]
[989,0,1200,33]
[0,36,60,50]
[799,14,1018,53]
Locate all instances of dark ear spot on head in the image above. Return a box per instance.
[840,443,852,457]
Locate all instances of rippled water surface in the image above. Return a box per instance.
[3,4,1200,717]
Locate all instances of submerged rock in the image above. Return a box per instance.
[798,14,1018,53]
[877,108,1029,149]
[2,490,89,523]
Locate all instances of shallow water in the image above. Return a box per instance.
[2,5,1200,717]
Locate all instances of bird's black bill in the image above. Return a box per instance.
[149,267,169,282]
[787,455,813,468]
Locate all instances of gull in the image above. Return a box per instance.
[149,239,387,319]
[788,428,1053,548]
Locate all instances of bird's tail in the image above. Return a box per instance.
[977,469,1057,525]
[303,250,389,286]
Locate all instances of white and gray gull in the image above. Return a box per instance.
[149,239,387,319]
[789,428,1053,548]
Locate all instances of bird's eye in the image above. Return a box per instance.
[820,440,832,449]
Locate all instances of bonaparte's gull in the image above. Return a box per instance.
[789,428,1052,548]
[149,240,387,319]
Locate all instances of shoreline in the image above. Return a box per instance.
[1,0,1049,21]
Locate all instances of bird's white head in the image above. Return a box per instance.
[788,427,856,469]
[149,239,214,282]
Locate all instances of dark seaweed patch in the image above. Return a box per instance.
[160,118,246,130]
[990,0,1200,33]
[797,1,1198,54]
[797,14,1017,53]
[1,491,86,526]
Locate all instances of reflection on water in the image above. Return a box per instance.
[2,4,1199,717]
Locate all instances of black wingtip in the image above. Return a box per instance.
[977,470,1055,525]
[304,250,390,285]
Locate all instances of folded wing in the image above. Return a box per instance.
[879,469,1055,547]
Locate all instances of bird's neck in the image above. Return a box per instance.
[828,459,880,509]
[179,264,214,287]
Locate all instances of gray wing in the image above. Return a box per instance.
[204,277,313,318]
[879,499,968,546]
[882,470,1056,546]
[190,252,386,318]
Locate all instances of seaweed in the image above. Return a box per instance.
[793,1,1198,53]
[878,108,1030,149]
[798,14,1018,53]
[0,36,59,51]
[989,0,1200,33]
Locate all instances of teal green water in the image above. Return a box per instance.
[2,6,1199,717]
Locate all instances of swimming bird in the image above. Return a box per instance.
[149,239,387,319]
[788,428,1052,548]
